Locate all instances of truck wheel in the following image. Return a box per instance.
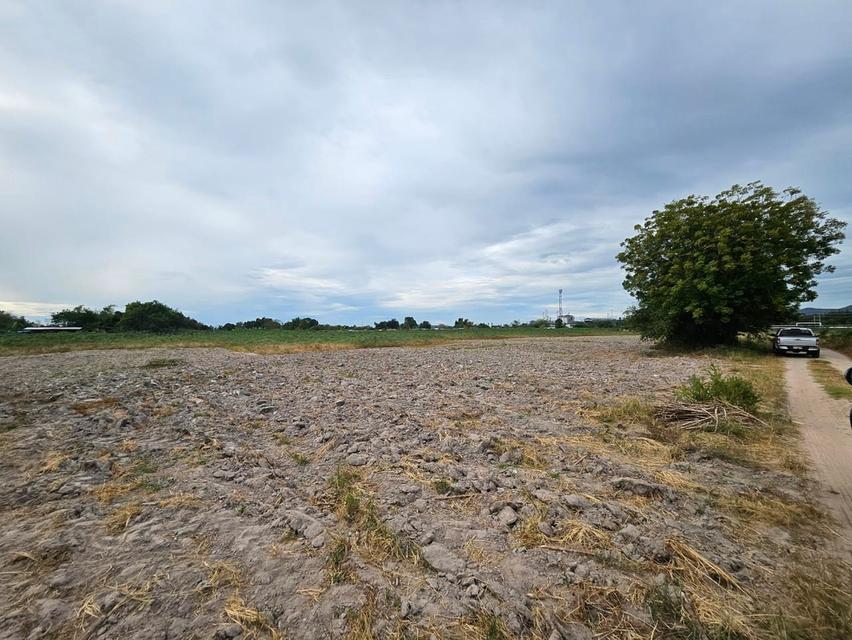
[809,351,820,358]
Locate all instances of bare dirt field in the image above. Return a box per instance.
[0,336,848,640]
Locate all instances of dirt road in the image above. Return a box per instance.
[785,348,852,557]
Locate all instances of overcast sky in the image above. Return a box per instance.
[1,1,851,325]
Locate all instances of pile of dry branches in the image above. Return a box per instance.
[652,401,767,432]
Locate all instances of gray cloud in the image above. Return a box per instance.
[1,1,851,324]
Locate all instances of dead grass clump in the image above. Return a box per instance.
[343,589,427,640]
[141,357,184,369]
[515,509,611,552]
[76,594,102,628]
[39,451,70,473]
[568,582,647,637]
[654,470,703,493]
[104,502,142,534]
[654,401,767,434]
[593,397,654,426]
[205,560,243,589]
[715,490,826,531]
[667,538,743,593]
[491,437,548,468]
[92,481,139,504]
[770,556,852,639]
[291,451,310,466]
[159,493,202,509]
[463,539,491,566]
[71,397,118,415]
[457,610,514,640]
[224,595,282,639]
[536,431,673,471]
[661,539,755,638]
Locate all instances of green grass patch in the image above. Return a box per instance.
[433,478,452,495]
[290,451,310,466]
[0,326,629,357]
[807,359,852,400]
[593,397,654,426]
[677,365,760,413]
[141,357,184,369]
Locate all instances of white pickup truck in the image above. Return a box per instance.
[771,327,820,358]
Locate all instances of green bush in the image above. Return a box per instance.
[677,365,760,413]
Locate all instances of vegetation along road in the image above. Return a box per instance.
[786,349,852,559]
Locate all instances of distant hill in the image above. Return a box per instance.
[800,304,852,315]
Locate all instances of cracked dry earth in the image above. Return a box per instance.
[0,336,833,639]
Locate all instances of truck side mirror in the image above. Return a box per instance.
[846,368,852,386]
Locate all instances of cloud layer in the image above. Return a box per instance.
[2,1,851,324]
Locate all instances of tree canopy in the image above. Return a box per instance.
[52,305,122,331]
[617,182,846,345]
[374,319,400,330]
[118,300,209,332]
[0,309,31,332]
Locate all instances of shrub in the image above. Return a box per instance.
[677,365,760,413]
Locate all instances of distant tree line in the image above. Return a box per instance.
[2,303,623,334]
[220,316,321,330]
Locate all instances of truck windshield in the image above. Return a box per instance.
[778,328,812,336]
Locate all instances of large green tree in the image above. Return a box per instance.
[118,300,208,332]
[617,182,846,345]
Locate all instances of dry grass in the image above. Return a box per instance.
[224,595,282,639]
[657,538,760,638]
[104,502,142,534]
[808,359,852,399]
[158,492,202,509]
[204,560,244,589]
[715,490,827,532]
[463,539,491,566]
[593,397,655,426]
[770,555,852,639]
[75,594,102,628]
[491,437,549,468]
[654,470,702,493]
[231,342,358,355]
[566,582,648,639]
[70,397,118,415]
[39,451,69,473]
[92,481,139,504]
[654,400,768,433]
[456,610,515,640]
[515,508,611,552]
[534,429,674,472]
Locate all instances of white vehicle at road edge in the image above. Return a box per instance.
[772,327,820,358]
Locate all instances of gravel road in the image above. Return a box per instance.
[785,348,852,559]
